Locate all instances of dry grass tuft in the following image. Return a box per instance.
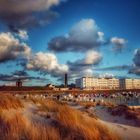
[0,95,119,140]
[0,111,60,140]
[31,98,119,140]
[53,103,118,140]
[29,97,60,113]
[0,94,23,110]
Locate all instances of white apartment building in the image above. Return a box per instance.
[108,78,120,89]
[76,77,119,90]
[133,79,140,89]
[119,78,140,89]
[76,77,140,90]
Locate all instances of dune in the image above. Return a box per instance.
[93,106,140,140]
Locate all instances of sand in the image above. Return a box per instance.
[93,106,140,140]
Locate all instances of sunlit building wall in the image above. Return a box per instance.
[76,77,119,90]
[120,79,140,89]
[76,77,140,90]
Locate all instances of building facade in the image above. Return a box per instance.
[76,77,119,90]
[119,78,140,89]
[76,77,140,90]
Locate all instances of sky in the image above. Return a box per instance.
[0,0,140,86]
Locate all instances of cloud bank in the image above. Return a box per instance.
[0,0,63,30]
[0,31,68,79]
[129,48,140,75]
[0,70,48,82]
[67,50,102,71]
[133,49,140,67]
[66,50,102,81]
[48,19,106,52]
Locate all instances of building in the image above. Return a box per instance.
[119,78,140,89]
[76,77,97,90]
[119,78,126,89]
[16,79,22,87]
[108,78,120,90]
[133,79,140,89]
[76,77,119,90]
[46,84,55,89]
[64,73,68,87]
[76,77,140,90]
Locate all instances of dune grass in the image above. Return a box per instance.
[31,98,119,140]
[0,95,119,140]
[0,94,23,110]
[0,111,60,140]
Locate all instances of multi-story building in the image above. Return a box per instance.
[76,77,140,90]
[119,78,140,89]
[108,78,120,90]
[76,77,119,90]
[76,77,94,90]
[133,79,140,89]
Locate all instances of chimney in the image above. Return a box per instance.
[64,73,68,87]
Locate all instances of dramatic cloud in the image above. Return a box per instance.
[66,51,102,81]
[0,32,31,63]
[128,67,140,76]
[94,48,140,76]
[111,37,127,53]
[129,48,140,75]
[0,70,48,82]
[48,19,106,52]
[12,70,28,77]
[0,0,63,30]
[84,50,102,65]
[26,52,68,77]
[67,50,102,71]
[133,49,140,67]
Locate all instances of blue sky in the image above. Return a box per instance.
[0,0,140,86]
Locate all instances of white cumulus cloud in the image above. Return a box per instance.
[17,30,29,40]
[26,52,68,76]
[0,32,31,63]
[48,18,105,52]
[84,50,102,65]
[111,37,127,52]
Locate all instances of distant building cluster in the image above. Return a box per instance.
[76,77,140,90]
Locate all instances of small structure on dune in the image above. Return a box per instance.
[46,84,55,90]
[16,79,22,87]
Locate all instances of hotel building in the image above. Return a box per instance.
[119,78,140,89]
[76,77,140,90]
[75,77,119,90]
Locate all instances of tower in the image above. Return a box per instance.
[64,73,68,87]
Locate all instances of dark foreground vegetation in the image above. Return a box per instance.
[0,94,119,140]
